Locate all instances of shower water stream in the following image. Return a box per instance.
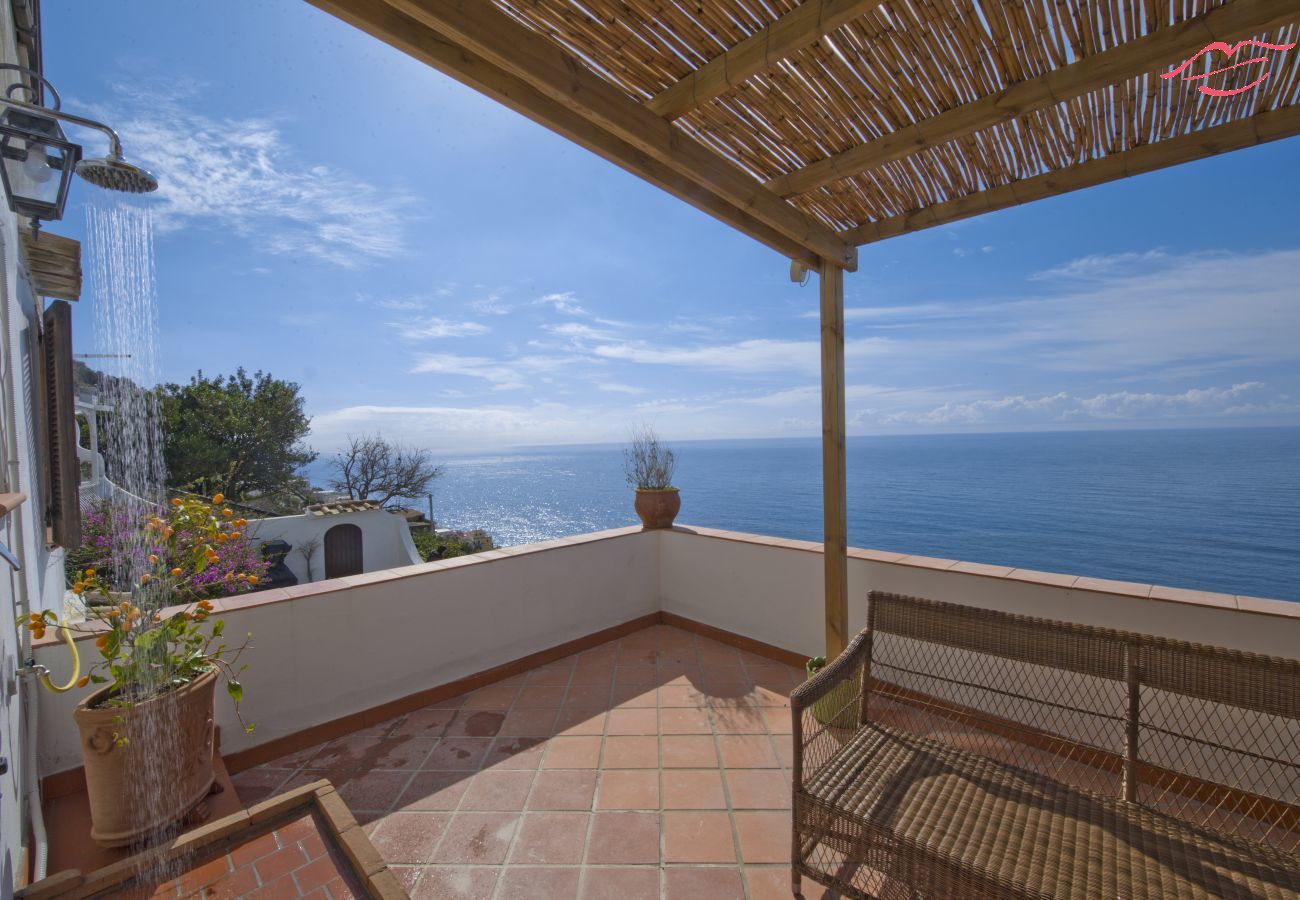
[85,202,194,867]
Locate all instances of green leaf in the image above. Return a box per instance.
[226,680,243,703]
[245,724,255,733]
[212,620,224,637]
[89,674,108,684]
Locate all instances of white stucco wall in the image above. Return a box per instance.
[34,528,658,773]
[30,525,1300,785]
[244,508,422,584]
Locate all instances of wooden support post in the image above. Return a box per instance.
[819,259,848,659]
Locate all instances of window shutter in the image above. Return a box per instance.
[41,300,80,547]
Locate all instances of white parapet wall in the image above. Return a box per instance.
[658,526,1300,660]
[34,527,657,775]
[32,524,1299,779]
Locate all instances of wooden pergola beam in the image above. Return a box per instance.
[645,0,889,121]
[376,0,857,270]
[306,0,823,268]
[845,102,1300,245]
[769,0,1300,198]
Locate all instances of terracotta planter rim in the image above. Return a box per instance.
[77,664,218,713]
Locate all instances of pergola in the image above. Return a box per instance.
[309,0,1300,658]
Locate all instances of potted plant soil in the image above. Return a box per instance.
[23,494,265,846]
[624,425,680,529]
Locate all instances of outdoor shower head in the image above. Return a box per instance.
[75,155,158,193]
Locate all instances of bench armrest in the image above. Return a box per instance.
[791,629,871,789]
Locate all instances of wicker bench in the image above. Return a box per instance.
[791,591,1300,900]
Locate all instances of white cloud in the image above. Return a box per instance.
[399,317,490,339]
[409,352,574,389]
[545,322,617,342]
[879,383,1298,427]
[598,383,646,395]
[537,291,587,315]
[1029,249,1168,281]
[93,86,409,267]
[592,337,888,375]
[471,289,512,315]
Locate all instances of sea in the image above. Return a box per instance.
[311,427,1300,602]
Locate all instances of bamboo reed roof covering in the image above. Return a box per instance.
[312,0,1300,268]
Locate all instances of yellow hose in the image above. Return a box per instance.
[39,618,80,693]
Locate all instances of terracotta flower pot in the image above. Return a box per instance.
[73,668,218,847]
[634,488,681,529]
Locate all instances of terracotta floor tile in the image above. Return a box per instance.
[543,735,602,769]
[392,707,458,738]
[615,664,658,684]
[386,865,423,894]
[394,771,471,811]
[726,770,790,809]
[747,867,838,900]
[701,665,751,686]
[611,683,658,708]
[773,735,796,769]
[528,770,597,810]
[368,811,450,864]
[483,736,546,770]
[496,867,582,899]
[597,770,659,809]
[602,736,658,769]
[498,707,559,737]
[697,643,742,665]
[704,685,755,706]
[663,811,736,863]
[252,844,307,884]
[311,733,386,770]
[659,707,711,735]
[266,740,326,768]
[606,708,657,735]
[586,811,660,864]
[563,683,612,708]
[554,708,606,736]
[229,830,280,867]
[717,735,779,768]
[444,710,506,739]
[661,735,718,768]
[425,738,492,770]
[460,769,535,811]
[427,692,469,709]
[513,684,567,707]
[662,770,726,809]
[411,865,498,899]
[734,811,790,863]
[663,866,745,899]
[761,708,793,733]
[750,685,793,708]
[508,811,590,865]
[579,866,660,899]
[463,682,522,708]
[570,663,615,684]
[658,685,709,708]
[527,663,575,685]
[230,767,294,805]
[335,771,410,811]
[712,705,768,735]
[431,812,520,864]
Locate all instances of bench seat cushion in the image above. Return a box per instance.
[799,721,1300,900]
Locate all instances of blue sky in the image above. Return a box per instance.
[43,1,1300,453]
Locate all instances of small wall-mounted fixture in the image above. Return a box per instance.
[0,64,157,231]
[789,259,811,285]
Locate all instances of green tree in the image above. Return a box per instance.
[160,369,316,505]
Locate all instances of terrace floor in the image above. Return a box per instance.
[229,624,829,899]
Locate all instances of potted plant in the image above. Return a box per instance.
[805,656,858,728]
[22,494,265,846]
[623,425,680,529]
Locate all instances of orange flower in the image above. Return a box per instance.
[234,518,247,527]
[140,573,152,585]
[84,568,96,577]
[222,508,233,518]
[121,619,132,633]
[182,612,193,621]
[246,575,259,586]
[77,675,90,688]
[33,629,44,640]
[197,600,214,611]
[148,554,160,564]
[107,608,120,619]
[170,498,182,507]
[72,582,84,595]
[95,635,109,650]
[212,492,224,504]
[170,568,184,578]
[230,532,242,541]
